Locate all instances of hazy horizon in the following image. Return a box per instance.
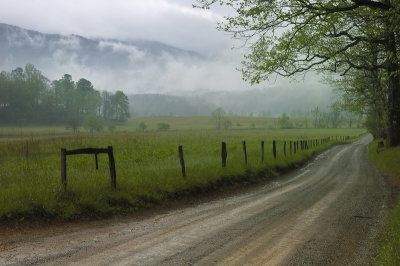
[0,0,335,113]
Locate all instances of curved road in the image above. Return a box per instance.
[0,135,387,265]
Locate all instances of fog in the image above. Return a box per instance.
[0,0,335,115]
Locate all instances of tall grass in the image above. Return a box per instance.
[369,140,400,265]
[0,128,364,222]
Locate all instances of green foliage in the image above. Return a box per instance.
[211,107,227,129]
[378,202,400,265]
[0,65,130,126]
[157,122,170,131]
[111,91,130,122]
[365,113,387,139]
[369,139,400,265]
[369,139,400,175]
[196,0,400,145]
[137,122,147,132]
[83,115,104,133]
[329,102,342,128]
[0,127,364,222]
[278,113,293,129]
[211,108,233,129]
[66,117,82,133]
[0,64,48,124]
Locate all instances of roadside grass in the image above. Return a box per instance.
[369,140,400,265]
[0,127,364,222]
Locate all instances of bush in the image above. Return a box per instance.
[66,118,82,133]
[83,115,104,133]
[137,122,147,132]
[278,113,293,129]
[157,123,170,131]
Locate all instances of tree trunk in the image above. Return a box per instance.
[387,73,400,146]
[386,24,400,146]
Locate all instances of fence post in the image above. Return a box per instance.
[61,148,67,192]
[273,140,277,159]
[108,146,117,189]
[178,145,186,177]
[242,141,248,165]
[284,141,286,157]
[261,141,265,162]
[221,142,227,168]
[95,153,99,170]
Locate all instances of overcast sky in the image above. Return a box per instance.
[0,0,231,54]
[0,0,332,99]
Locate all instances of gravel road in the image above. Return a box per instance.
[0,134,387,265]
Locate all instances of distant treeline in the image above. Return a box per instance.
[0,64,129,126]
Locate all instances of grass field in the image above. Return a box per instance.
[0,117,365,222]
[369,140,400,265]
[0,116,280,139]
[0,115,348,140]
[125,116,282,131]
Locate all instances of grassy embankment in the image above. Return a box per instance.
[0,117,364,222]
[369,140,400,265]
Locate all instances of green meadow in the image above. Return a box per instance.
[0,117,365,222]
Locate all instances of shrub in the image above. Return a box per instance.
[137,122,147,132]
[83,115,104,133]
[157,123,170,131]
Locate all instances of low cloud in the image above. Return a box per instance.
[0,0,229,54]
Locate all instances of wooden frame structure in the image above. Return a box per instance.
[61,146,116,192]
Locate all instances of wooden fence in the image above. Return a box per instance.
[60,135,357,189]
[61,146,116,192]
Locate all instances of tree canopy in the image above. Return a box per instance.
[0,64,130,126]
[197,0,400,145]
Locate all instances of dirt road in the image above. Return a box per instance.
[0,135,387,265]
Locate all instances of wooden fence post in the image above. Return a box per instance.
[261,141,265,162]
[221,142,227,168]
[178,145,186,177]
[242,141,248,165]
[284,141,286,157]
[108,146,117,189]
[61,148,67,192]
[95,153,99,170]
[272,140,277,159]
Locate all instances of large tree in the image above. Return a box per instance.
[197,0,400,145]
[111,90,130,122]
[0,65,48,124]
